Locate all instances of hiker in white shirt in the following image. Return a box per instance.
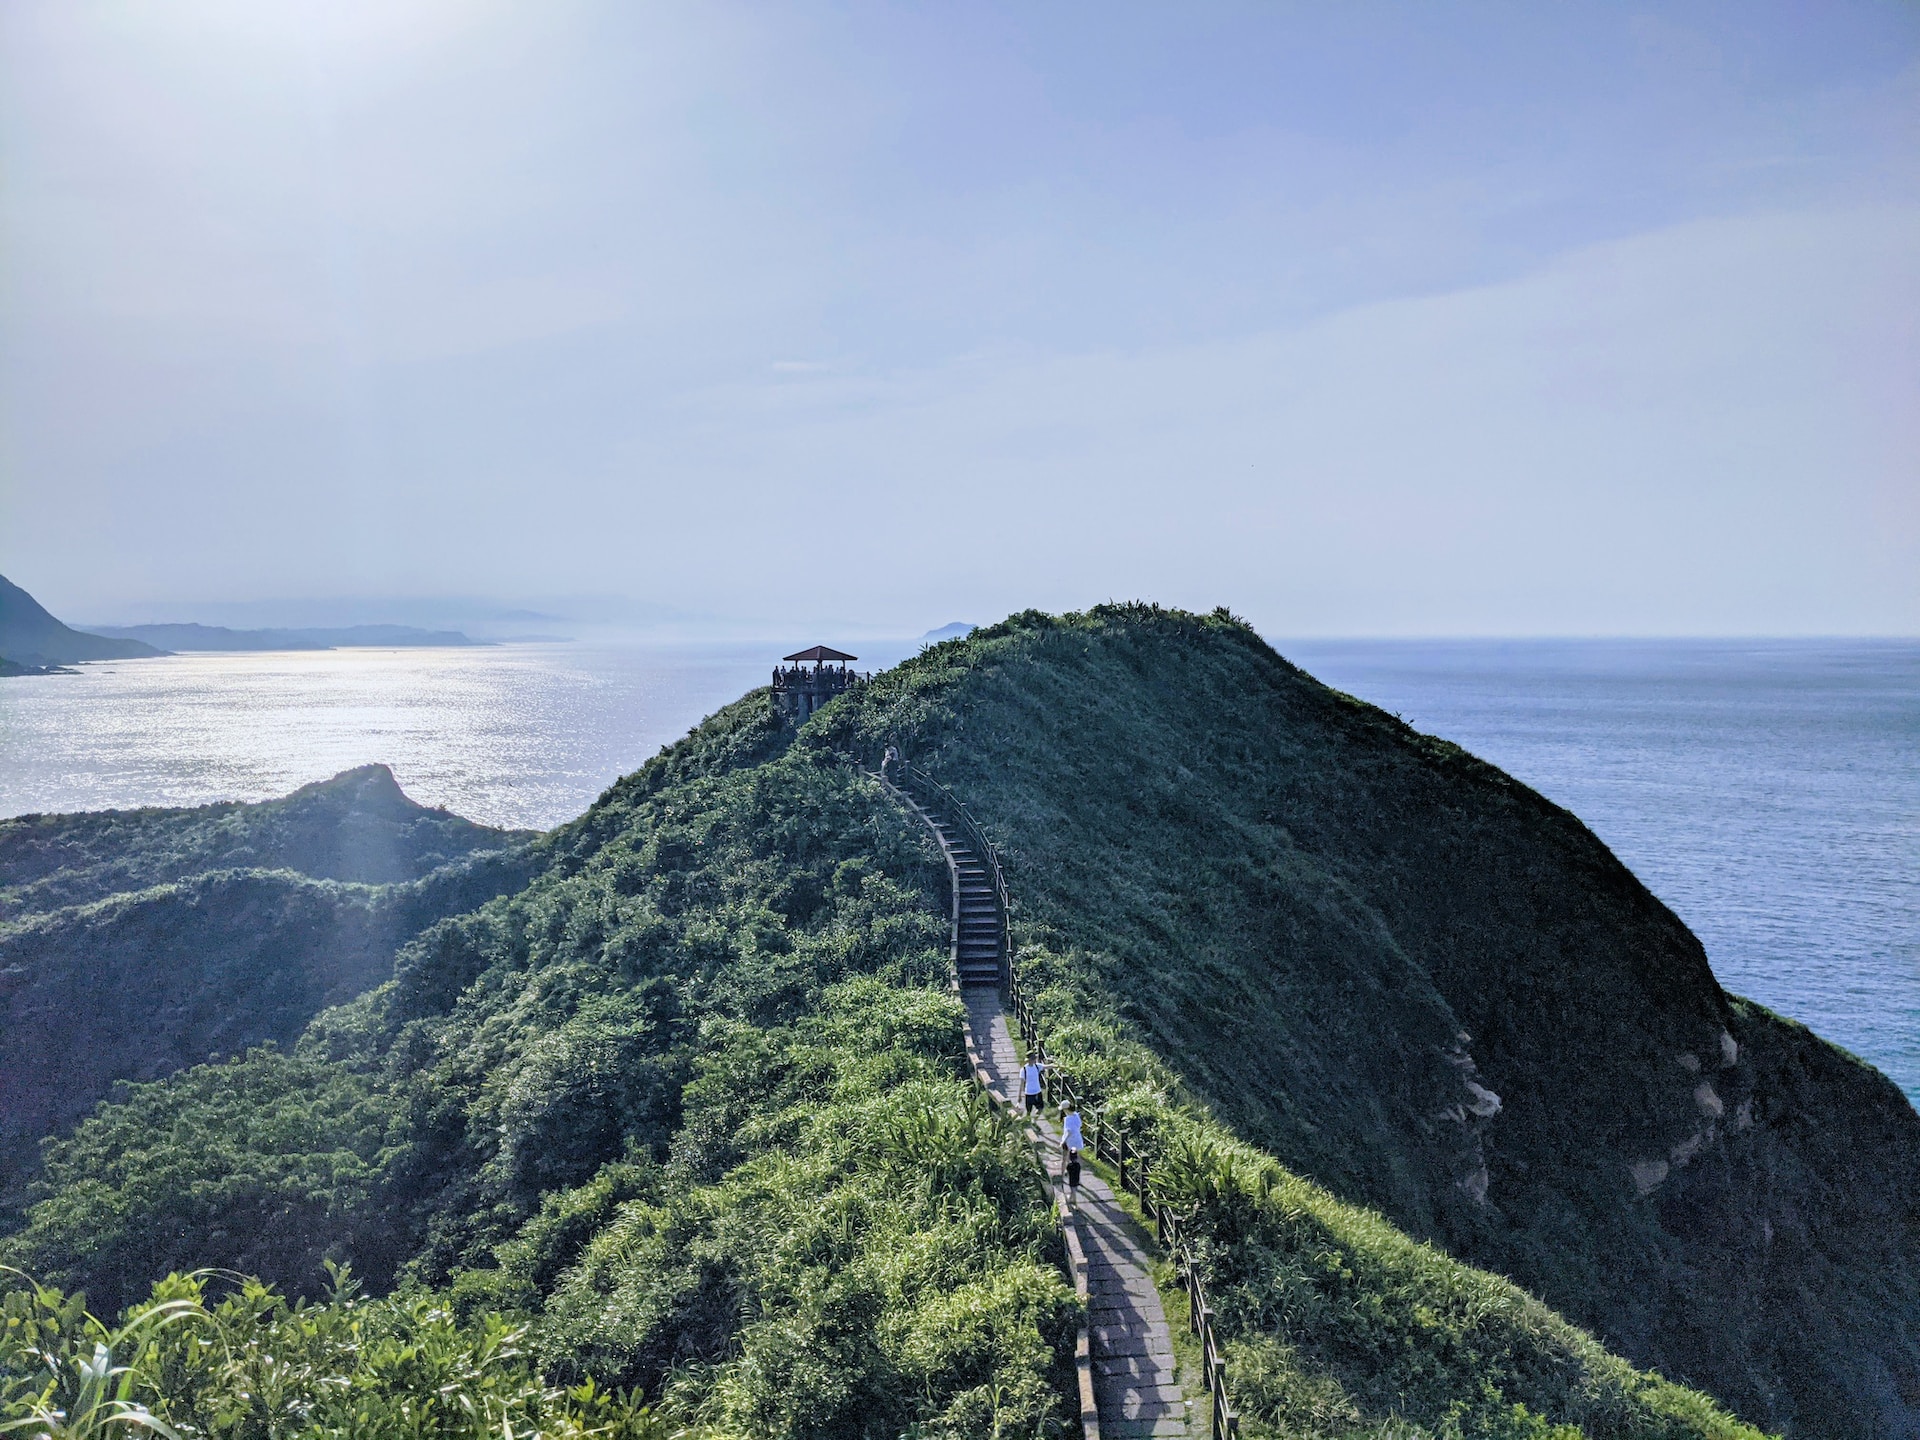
[1060,1102,1085,1201]
[1021,1057,1045,1114]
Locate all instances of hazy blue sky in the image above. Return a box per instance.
[2,1,1915,636]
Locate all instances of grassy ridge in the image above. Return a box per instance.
[1005,951,1759,1439]
[0,847,540,1212]
[4,698,1081,1436]
[5,610,1903,1436]
[814,604,1919,1438]
[0,763,538,1211]
[0,763,529,920]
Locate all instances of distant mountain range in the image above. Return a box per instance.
[87,622,484,652]
[0,573,481,670]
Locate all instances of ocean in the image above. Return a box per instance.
[2,636,1914,1103]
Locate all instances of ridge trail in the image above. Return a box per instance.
[878,767,1191,1440]
[966,991,1192,1440]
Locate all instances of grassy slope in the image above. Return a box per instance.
[0,762,530,919]
[0,767,539,1210]
[0,850,540,1203]
[814,605,1920,1440]
[2,620,1895,1438]
[3,697,1079,1438]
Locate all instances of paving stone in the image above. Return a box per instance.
[1098,1420,1190,1440]
[962,992,1189,1437]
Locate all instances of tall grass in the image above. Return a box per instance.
[1,1264,677,1440]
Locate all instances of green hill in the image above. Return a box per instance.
[0,763,530,920]
[814,605,1920,1439]
[3,606,1907,1437]
[0,572,159,666]
[2,704,1080,1438]
[0,768,539,1211]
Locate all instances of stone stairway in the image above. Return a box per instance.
[924,814,1005,986]
[965,989,1192,1439]
[881,766,1189,1438]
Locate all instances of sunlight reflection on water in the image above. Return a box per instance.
[0,643,775,831]
[3,634,1915,1102]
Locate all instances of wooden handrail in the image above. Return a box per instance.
[893,762,1013,988]
[1005,974,1242,1431]
[875,751,1241,1439]
[871,764,1098,1439]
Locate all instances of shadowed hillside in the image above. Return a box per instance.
[817,604,1920,1439]
[0,763,528,920]
[0,769,539,1210]
[0,571,159,667]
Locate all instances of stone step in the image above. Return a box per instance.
[1093,1419,1189,1439]
[1091,1356,1182,1382]
[1092,1384,1188,1420]
[934,810,1190,1439]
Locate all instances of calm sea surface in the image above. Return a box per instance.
[1,637,1914,1102]
[0,643,780,834]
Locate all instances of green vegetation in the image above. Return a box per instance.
[0,764,527,919]
[4,699,1079,1436]
[814,604,1920,1438]
[6,605,1912,1436]
[0,769,537,1210]
[1013,964,1757,1439]
[1,1264,675,1438]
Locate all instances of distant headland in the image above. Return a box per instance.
[0,572,481,672]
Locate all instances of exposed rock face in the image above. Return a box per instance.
[1694,1081,1724,1118]
[1631,1158,1670,1194]
[1464,1080,1503,1117]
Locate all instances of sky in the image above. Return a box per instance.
[1,1,1915,638]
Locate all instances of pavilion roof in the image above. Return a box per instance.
[783,645,857,663]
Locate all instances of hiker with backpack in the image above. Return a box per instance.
[1021,1055,1045,1115]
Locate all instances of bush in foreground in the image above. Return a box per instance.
[1,1263,675,1440]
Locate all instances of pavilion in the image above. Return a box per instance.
[771,645,864,722]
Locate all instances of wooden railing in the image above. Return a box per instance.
[879,751,1242,1440]
[889,762,1012,989]
[871,762,1098,1440]
[958,994,1103,1440]
[1010,963,1243,1440]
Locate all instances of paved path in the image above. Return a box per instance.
[964,987,1190,1440]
